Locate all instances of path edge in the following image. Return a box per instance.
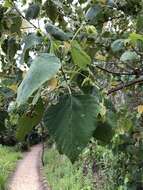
[39,143,51,190]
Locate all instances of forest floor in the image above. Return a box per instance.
[9,144,44,190]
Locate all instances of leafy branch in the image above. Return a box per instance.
[13,3,38,29]
[95,65,137,76]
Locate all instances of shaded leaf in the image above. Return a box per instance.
[93,110,116,144]
[136,14,143,33]
[25,3,40,20]
[16,99,44,141]
[43,94,101,162]
[16,53,61,106]
[1,37,19,61]
[45,23,71,41]
[44,0,58,23]
[0,87,15,98]
[85,5,103,25]
[93,121,114,144]
[8,14,22,33]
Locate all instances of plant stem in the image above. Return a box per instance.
[71,23,84,42]
[61,67,72,95]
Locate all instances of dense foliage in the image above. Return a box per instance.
[1,0,143,188]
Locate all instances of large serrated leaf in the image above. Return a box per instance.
[71,41,91,68]
[43,94,100,162]
[16,53,61,106]
[16,99,44,141]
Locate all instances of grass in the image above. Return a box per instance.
[0,145,21,190]
[43,143,117,190]
[43,146,93,190]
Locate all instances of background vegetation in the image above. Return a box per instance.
[1,0,143,189]
[0,145,21,190]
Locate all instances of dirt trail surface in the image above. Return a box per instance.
[9,144,44,190]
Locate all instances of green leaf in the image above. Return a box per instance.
[85,5,103,25]
[111,39,125,53]
[120,51,140,63]
[43,94,100,162]
[23,33,43,50]
[16,99,44,141]
[85,4,108,31]
[1,37,19,61]
[3,0,12,8]
[93,110,116,144]
[129,33,143,43]
[44,0,58,23]
[45,23,70,41]
[25,3,40,20]
[16,53,61,106]
[136,14,143,33]
[10,14,22,33]
[71,41,91,68]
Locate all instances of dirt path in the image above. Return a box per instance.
[9,144,44,190]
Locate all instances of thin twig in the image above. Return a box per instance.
[61,67,72,95]
[107,76,143,95]
[40,122,45,166]
[13,3,38,29]
[95,65,140,76]
[71,23,84,42]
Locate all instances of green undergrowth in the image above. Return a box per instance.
[43,143,115,190]
[44,146,92,190]
[0,145,22,190]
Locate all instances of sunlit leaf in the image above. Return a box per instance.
[71,41,91,68]
[16,53,61,106]
[137,105,143,114]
